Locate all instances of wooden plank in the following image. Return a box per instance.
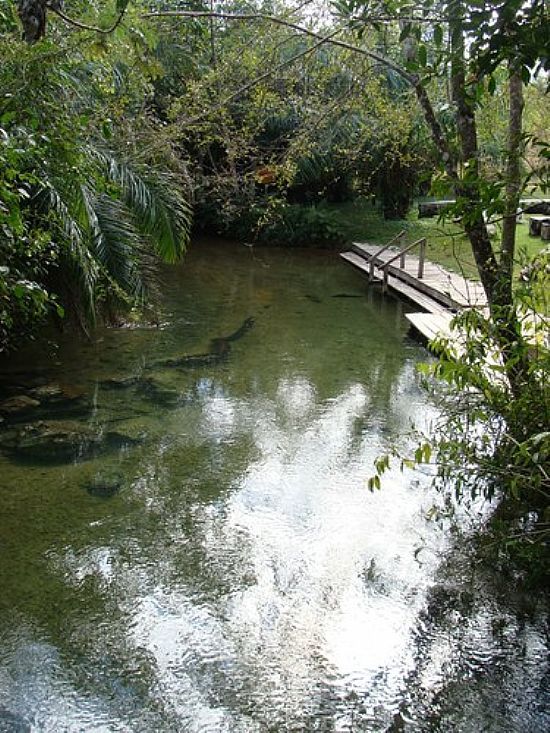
[405,312,454,342]
[406,312,508,388]
[342,244,541,386]
[340,252,448,315]
[349,243,487,309]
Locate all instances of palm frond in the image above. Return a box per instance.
[39,181,98,321]
[92,192,157,303]
[92,149,192,263]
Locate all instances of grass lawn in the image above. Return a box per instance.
[329,198,547,280]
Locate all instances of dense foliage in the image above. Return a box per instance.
[343,0,549,574]
[157,5,427,239]
[2,0,436,350]
[1,0,191,351]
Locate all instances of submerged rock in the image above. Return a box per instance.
[135,378,184,408]
[0,395,40,415]
[29,383,64,400]
[0,420,142,464]
[99,375,142,390]
[86,470,124,498]
[0,707,30,733]
[0,384,90,425]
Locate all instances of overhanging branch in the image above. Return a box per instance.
[181,26,346,127]
[142,9,414,84]
[47,3,127,35]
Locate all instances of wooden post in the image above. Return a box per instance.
[367,229,406,281]
[417,239,426,278]
[383,265,389,293]
[542,221,550,241]
[399,251,406,268]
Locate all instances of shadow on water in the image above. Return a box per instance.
[0,239,547,731]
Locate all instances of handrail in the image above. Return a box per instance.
[368,230,406,280]
[382,238,427,292]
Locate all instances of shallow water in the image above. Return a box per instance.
[0,240,547,732]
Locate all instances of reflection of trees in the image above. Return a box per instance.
[0,403,262,727]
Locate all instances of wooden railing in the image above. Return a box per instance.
[368,230,406,281]
[380,238,427,293]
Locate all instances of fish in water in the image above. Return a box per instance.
[331,293,364,298]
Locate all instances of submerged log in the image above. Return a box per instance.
[86,469,125,498]
[0,706,30,733]
[0,395,40,415]
[0,420,142,464]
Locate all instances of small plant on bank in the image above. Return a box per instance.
[369,253,549,582]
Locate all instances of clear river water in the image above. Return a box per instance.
[0,240,548,732]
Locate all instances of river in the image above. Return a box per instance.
[0,240,547,732]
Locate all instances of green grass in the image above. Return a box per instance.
[328,198,546,280]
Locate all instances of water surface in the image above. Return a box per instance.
[0,240,547,732]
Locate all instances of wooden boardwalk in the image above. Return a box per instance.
[340,240,487,344]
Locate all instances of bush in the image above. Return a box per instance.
[194,193,348,248]
[258,203,348,247]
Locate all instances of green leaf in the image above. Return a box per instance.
[399,23,411,42]
[418,44,428,67]
[433,25,443,46]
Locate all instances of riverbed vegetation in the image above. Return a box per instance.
[1,1,549,577]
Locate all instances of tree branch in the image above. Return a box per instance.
[181,26,346,127]
[142,9,414,84]
[47,3,127,35]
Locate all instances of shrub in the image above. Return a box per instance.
[258,203,347,247]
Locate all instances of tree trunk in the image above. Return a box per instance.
[447,4,531,400]
[501,70,524,281]
[17,0,47,42]
[448,4,500,301]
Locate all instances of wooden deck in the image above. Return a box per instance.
[341,239,546,375]
[340,241,487,344]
